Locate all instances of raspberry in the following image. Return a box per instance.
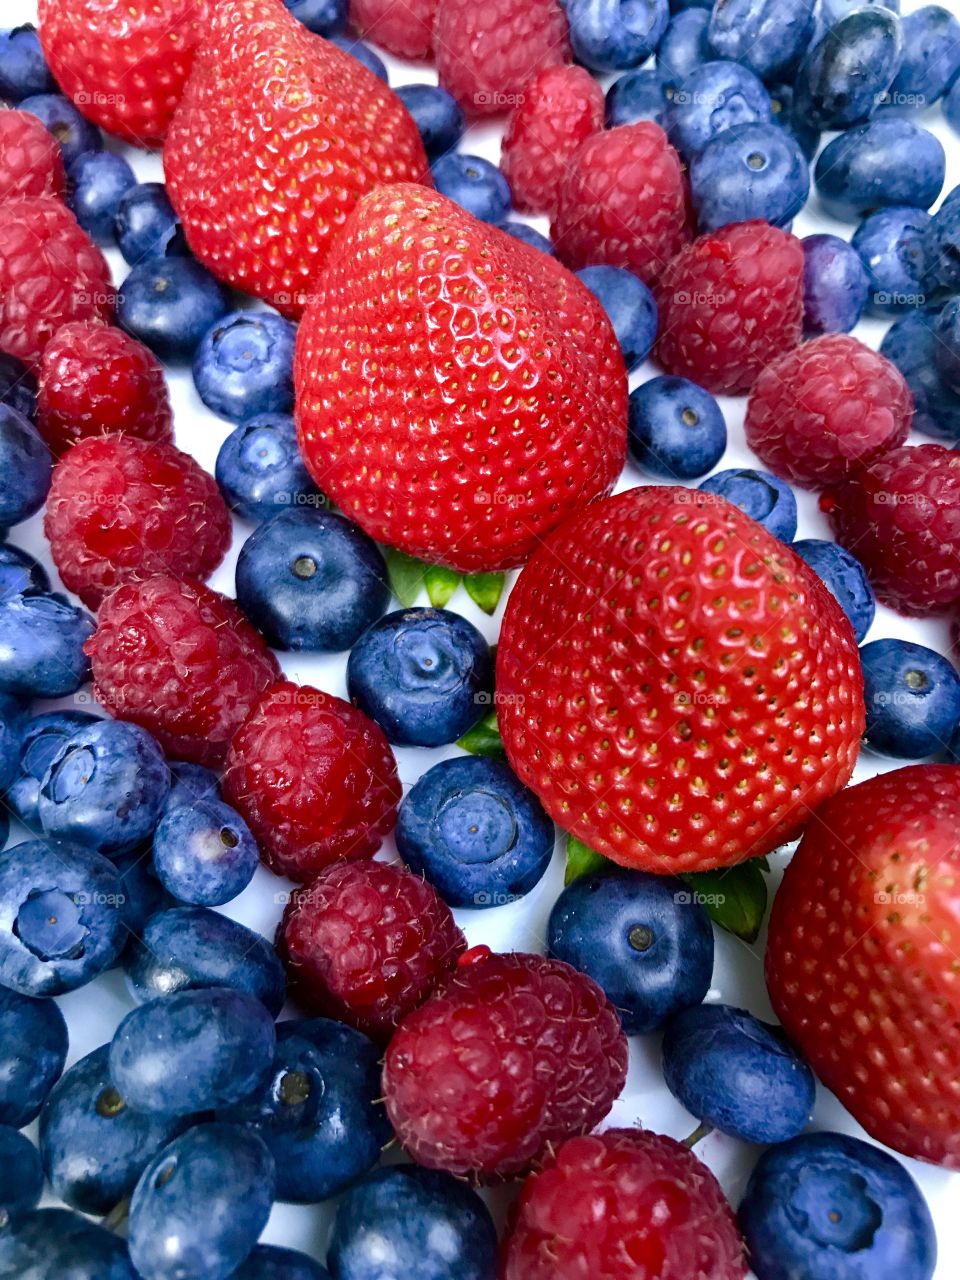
[0,110,65,202]
[822,443,960,617]
[0,196,113,367]
[222,681,402,881]
[37,321,173,455]
[501,1129,747,1279]
[433,0,571,116]
[552,123,690,286]
[383,948,628,1179]
[501,66,604,217]
[277,860,465,1040]
[86,575,281,765]
[655,220,804,395]
[350,0,437,58]
[45,435,231,609]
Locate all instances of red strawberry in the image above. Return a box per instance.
[766,764,960,1169]
[497,486,864,873]
[164,0,429,318]
[0,110,65,202]
[295,184,627,572]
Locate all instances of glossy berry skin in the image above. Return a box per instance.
[802,234,870,334]
[501,222,555,254]
[18,93,102,167]
[565,0,669,72]
[117,256,232,362]
[707,0,815,82]
[0,108,65,201]
[395,84,464,160]
[283,0,346,33]
[328,35,387,81]
[657,10,712,90]
[396,756,555,909]
[0,1126,43,1220]
[384,949,628,1178]
[822,0,900,20]
[112,850,165,941]
[0,594,94,698]
[152,798,259,906]
[815,120,945,221]
[0,25,56,100]
[932,297,960,392]
[628,374,726,479]
[921,191,960,292]
[0,351,37,422]
[880,311,960,444]
[792,539,875,643]
[347,608,494,748]
[6,709,102,829]
[889,5,960,106]
[115,183,186,265]
[501,1129,746,1279]
[739,1132,937,1280]
[0,984,67,1127]
[690,122,809,231]
[0,543,46,603]
[278,859,465,1040]
[328,1166,497,1280]
[605,68,670,126]
[193,311,297,423]
[430,154,511,224]
[68,151,136,243]
[548,867,713,1034]
[0,405,51,528]
[576,266,657,370]
[851,208,929,316]
[234,1246,332,1280]
[167,760,219,808]
[944,74,960,134]
[0,1207,138,1280]
[666,61,772,159]
[859,638,960,759]
[86,575,281,766]
[769,80,821,160]
[350,0,437,58]
[796,9,903,129]
[0,694,26,795]
[216,414,324,522]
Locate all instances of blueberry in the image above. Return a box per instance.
[39,1044,188,1216]
[0,25,55,101]
[698,468,798,540]
[667,60,773,158]
[233,1245,332,1279]
[575,266,657,371]
[796,9,903,129]
[347,608,494,747]
[124,905,285,1015]
[166,760,220,809]
[708,0,816,82]
[328,35,388,81]
[605,68,671,125]
[0,693,25,795]
[117,257,232,362]
[18,92,102,165]
[860,638,960,759]
[628,375,726,479]
[236,508,389,651]
[328,1165,498,1280]
[689,120,809,230]
[739,1131,937,1280]
[566,0,671,72]
[657,10,712,91]
[879,310,960,443]
[547,867,713,1034]
[0,405,51,530]
[802,234,870,335]
[852,206,931,315]
[821,0,899,22]
[499,221,555,254]
[129,1123,275,1280]
[115,183,187,265]
[768,81,821,160]
[0,542,49,602]
[887,5,960,108]
[0,352,36,422]
[792,539,875,642]
[6,709,103,829]
[396,756,555,909]
[216,413,324,523]
[193,311,297,422]
[0,984,67,1127]
[112,848,167,942]
[395,84,464,159]
[109,986,276,1115]
[932,296,960,392]
[0,1126,42,1221]
[815,119,945,221]
[0,838,125,997]
[431,153,511,223]
[944,73,960,134]
[0,1207,138,1279]
[68,151,137,244]
[152,797,259,906]
[920,189,960,292]
[282,0,346,34]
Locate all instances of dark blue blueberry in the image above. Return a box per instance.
[739,1131,936,1280]
[347,608,494,748]
[0,26,55,101]
[0,352,36,422]
[852,206,931,315]
[672,0,711,10]
[18,93,102,165]
[115,183,187,265]
[6,709,103,829]
[663,1003,815,1143]
[698,467,798,539]
[792,539,875,642]
[233,1245,332,1279]
[0,984,67,1127]
[547,867,714,1035]
[667,60,773,158]
[689,120,809,230]
[880,310,960,443]
[944,72,960,134]
[216,413,324,523]
[860,638,960,759]
[708,0,816,82]
[0,1126,42,1220]
[815,119,945,221]
[282,0,347,34]
[0,542,49,602]
[0,838,125,997]
[822,0,899,22]
[152,797,259,906]
[605,68,671,126]
[932,295,960,392]
[109,986,276,1115]
[112,848,166,942]
[499,221,555,254]
[920,189,960,292]
[796,9,903,129]
[566,0,671,72]
[396,84,464,159]
[117,257,232,362]
[0,1207,138,1280]
[657,9,712,91]
[0,405,51,530]
[576,265,657,371]
[887,5,960,108]
[431,153,511,223]
[396,756,554,909]
[328,35,388,81]
[768,80,820,159]
[802,233,870,335]
[193,311,297,422]
[39,1044,188,1216]
[68,151,136,244]
[124,905,285,1015]
[0,698,23,805]
[628,375,726,479]
[129,1123,275,1280]
[236,509,389,652]
[166,760,220,809]
[328,1165,498,1280]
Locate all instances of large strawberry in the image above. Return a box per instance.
[766,764,960,1169]
[497,486,864,873]
[295,184,627,572]
[164,0,429,318]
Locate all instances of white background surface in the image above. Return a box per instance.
[6,0,960,1273]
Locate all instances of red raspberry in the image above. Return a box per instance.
[501,66,604,217]
[37,321,173,456]
[501,1129,747,1279]
[86,575,281,765]
[0,110,66,202]
[350,0,437,58]
[745,335,913,490]
[222,681,402,882]
[277,860,465,1040]
[45,435,231,609]
[551,123,690,286]
[655,221,804,395]
[822,443,960,617]
[383,948,628,1179]
[433,0,571,116]
[0,196,113,367]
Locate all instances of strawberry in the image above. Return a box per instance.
[164,0,429,319]
[766,764,960,1169]
[497,486,864,873]
[295,184,628,572]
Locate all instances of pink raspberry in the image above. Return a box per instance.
[278,859,465,1041]
[383,947,628,1179]
[0,110,66,202]
[552,123,690,286]
[222,681,402,882]
[501,1129,747,1280]
[86,575,281,765]
[350,0,437,58]
[822,443,960,617]
[501,66,604,217]
[655,221,804,395]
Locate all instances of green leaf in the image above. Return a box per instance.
[564,834,609,885]
[680,859,768,943]
[384,548,428,608]
[464,572,505,615]
[456,709,504,758]
[424,564,462,609]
